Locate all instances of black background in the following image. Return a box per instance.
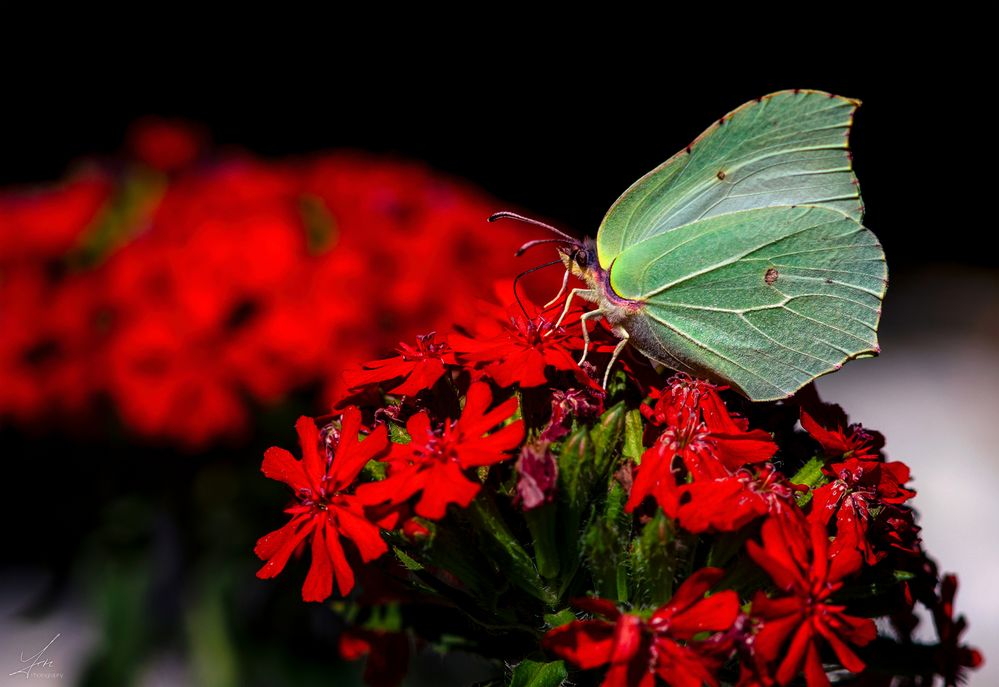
[4,16,996,269]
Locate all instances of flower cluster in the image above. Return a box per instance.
[0,121,553,446]
[255,282,982,687]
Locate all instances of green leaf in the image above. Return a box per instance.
[543,609,577,628]
[622,409,644,462]
[597,90,862,267]
[387,420,412,444]
[393,546,425,571]
[70,171,165,268]
[608,205,885,401]
[629,510,676,606]
[298,194,338,254]
[470,497,554,605]
[791,456,829,506]
[591,402,627,483]
[508,659,567,687]
[582,481,632,602]
[525,504,560,579]
[558,425,592,505]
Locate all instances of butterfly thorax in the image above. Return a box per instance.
[560,238,646,327]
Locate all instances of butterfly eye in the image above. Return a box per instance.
[574,250,589,269]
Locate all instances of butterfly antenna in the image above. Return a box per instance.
[488,211,579,243]
[512,259,562,320]
[515,237,576,257]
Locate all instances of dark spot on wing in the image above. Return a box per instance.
[825,278,834,284]
[716,169,726,180]
[765,268,779,285]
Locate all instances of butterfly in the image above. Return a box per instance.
[493,90,886,401]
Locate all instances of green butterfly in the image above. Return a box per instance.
[494,89,886,401]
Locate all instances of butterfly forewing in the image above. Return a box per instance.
[597,90,862,269]
[609,206,886,401]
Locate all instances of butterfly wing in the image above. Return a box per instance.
[597,90,862,269]
[609,206,886,401]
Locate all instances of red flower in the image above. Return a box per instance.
[0,174,111,264]
[544,568,740,687]
[255,410,390,602]
[513,442,559,511]
[357,382,523,519]
[671,464,806,534]
[339,628,411,687]
[810,457,917,564]
[747,515,876,687]
[799,391,883,461]
[450,294,590,388]
[931,574,983,686]
[540,387,605,442]
[626,377,779,531]
[127,118,205,172]
[343,332,456,396]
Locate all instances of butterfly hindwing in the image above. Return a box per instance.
[609,205,885,401]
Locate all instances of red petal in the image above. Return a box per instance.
[800,406,849,457]
[261,446,310,492]
[814,619,868,673]
[302,522,333,602]
[256,516,314,579]
[543,620,617,670]
[329,412,389,487]
[254,516,306,561]
[676,478,767,533]
[413,461,481,520]
[339,632,372,660]
[747,540,802,594]
[342,356,415,391]
[325,520,356,596]
[354,466,426,507]
[570,596,622,620]
[336,505,388,562]
[668,590,739,638]
[294,416,325,492]
[605,615,653,687]
[775,623,813,686]
[390,358,446,396]
[753,604,803,663]
[652,639,718,687]
[802,639,831,687]
[626,444,679,515]
[662,568,727,616]
[712,430,778,469]
[457,421,524,467]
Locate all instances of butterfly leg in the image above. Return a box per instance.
[577,309,604,365]
[554,288,597,330]
[602,327,630,389]
[543,268,571,308]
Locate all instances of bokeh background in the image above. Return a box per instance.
[2,19,996,686]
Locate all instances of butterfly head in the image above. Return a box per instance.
[557,238,598,282]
